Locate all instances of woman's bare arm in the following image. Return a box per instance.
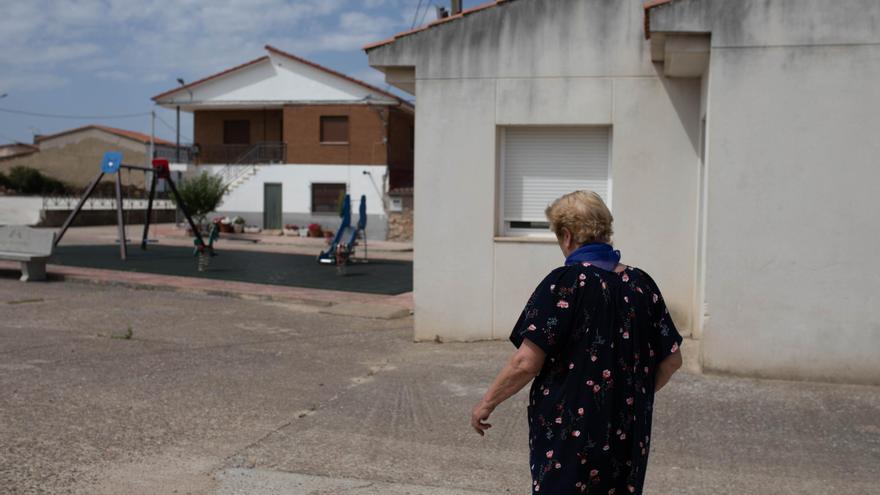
[655,349,682,392]
[470,339,546,436]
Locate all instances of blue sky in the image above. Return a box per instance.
[0,0,438,145]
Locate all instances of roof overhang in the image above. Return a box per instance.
[650,33,710,77]
[157,99,405,113]
[152,45,413,111]
[645,0,711,78]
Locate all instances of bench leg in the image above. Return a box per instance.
[20,261,47,282]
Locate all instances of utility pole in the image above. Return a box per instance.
[175,77,185,163]
[149,111,155,162]
[176,105,180,163]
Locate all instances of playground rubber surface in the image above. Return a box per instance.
[51,244,412,295]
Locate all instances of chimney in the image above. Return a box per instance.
[451,0,462,15]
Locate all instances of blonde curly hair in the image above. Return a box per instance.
[545,190,613,244]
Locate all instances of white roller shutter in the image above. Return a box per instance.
[502,127,610,227]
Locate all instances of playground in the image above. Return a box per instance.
[51,243,412,295]
[24,152,413,296]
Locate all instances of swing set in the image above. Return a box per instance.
[54,151,209,262]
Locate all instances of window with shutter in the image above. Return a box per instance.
[500,126,611,236]
[320,116,349,143]
[311,183,347,213]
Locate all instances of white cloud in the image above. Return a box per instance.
[0,0,412,92]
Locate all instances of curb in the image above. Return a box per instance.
[0,261,413,319]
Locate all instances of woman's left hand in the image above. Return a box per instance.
[470,401,494,436]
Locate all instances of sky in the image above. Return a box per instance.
[0,0,440,145]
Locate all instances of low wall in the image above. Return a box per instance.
[0,195,176,228]
[40,209,176,227]
[0,196,43,226]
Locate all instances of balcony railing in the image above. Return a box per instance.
[197,142,287,165]
[154,144,194,163]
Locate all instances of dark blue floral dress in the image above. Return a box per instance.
[510,263,682,494]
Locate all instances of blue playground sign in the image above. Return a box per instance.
[101,151,123,174]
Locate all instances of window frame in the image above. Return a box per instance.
[497,125,613,238]
[319,115,350,144]
[310,182,348,214]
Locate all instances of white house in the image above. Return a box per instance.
[366,0,880,384]
[153,45,414,239]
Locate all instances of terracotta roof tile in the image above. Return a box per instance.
[35,125,175,146]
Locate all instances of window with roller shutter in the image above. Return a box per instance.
[320,116,349,143]
[499,126,611,236]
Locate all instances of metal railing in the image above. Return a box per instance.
[210,142,287,188]
[198,141,286,165]
[42,196,175,211]
[154,144,194,163]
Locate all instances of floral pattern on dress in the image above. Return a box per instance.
[510,264,682,494]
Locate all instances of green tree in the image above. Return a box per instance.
[6,166,69,195]
[172,172,226,229]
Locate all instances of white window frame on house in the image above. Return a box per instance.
[497,126,613,238]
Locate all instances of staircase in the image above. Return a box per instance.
[216,142,286,193]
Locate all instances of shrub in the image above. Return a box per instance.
[6,166,69,195]
[171,172,227,227]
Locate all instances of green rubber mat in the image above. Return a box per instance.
[51,244,412,295]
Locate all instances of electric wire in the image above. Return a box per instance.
[411,0,425,28]
[0,107,151,119]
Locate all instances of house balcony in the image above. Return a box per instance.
[196,142,287,165]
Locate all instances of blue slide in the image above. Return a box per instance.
[317,194,367,264]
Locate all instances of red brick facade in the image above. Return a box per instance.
[193,105,413,186]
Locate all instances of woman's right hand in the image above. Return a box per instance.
[470,401,494,436]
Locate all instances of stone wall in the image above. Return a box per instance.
[386,190,413,241]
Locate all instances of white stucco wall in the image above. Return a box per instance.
[158,50,397,108]
[649,0,880,383]
[196,163,388,238]
[371,0,701,342]
[0,196,44,226]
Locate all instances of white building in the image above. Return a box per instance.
[366,0,880,384]
[153,45,414,239]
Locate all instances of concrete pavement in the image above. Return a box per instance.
[1,277,878,494]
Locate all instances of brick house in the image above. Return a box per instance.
[152,45,414,240]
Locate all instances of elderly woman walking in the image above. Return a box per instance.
[471,191,683,494]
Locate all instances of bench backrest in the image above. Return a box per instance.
[0,226,55,257]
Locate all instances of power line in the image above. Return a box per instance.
[411,0,425,29]
[0,107,151,120]
[154,113,192,143]
[419,2,436,26]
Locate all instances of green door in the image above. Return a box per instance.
[263,183,282,229]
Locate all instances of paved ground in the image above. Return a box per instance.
[1,277,879,494]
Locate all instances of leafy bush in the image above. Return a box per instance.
[171,172,226,227]
[4,166,69,195]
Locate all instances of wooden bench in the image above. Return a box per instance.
[0,226,55,282]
